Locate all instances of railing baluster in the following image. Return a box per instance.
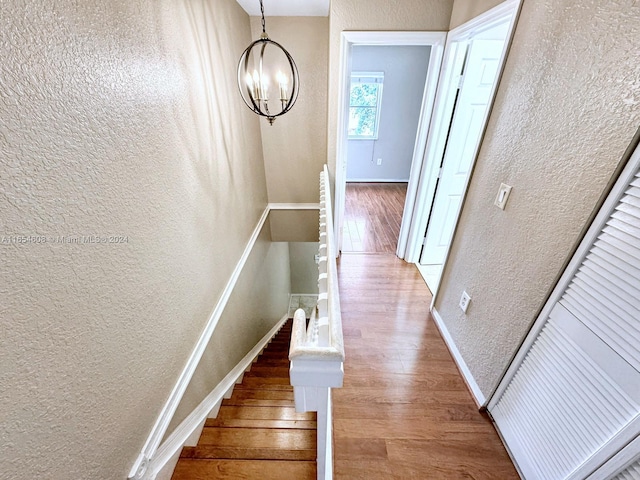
[289,165,344,480]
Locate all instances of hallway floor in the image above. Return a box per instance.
[333,254,518,479]
[342,183,407,253]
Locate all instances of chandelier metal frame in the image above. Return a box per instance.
[237,0,300,125]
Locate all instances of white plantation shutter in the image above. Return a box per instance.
[490,148,640,480]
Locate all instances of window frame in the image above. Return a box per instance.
[347,72,384,140]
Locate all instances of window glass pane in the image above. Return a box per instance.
[348,107,376,137]
[348,73,383,139]
[349,83,379,107]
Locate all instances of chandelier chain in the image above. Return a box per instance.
[259,0,266,34]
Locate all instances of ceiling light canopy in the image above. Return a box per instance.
[237,0,299,125]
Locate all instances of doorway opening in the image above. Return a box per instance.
[342,45,431,254]
[334,32,447,257]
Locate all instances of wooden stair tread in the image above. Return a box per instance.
[198,427,315,449]
[215,406,315,421]
[244,367,290,378]
[227,389,294,399]
[205,418,316,429]
[180,445,316,461]
[234,384,293,392]
[249,361,289,368]
[222,397,294,407]
[235,377,292,389]
[172,459,316,480]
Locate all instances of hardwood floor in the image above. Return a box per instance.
[171,255,517,479]
[333,254,518,479]
[342,183,407,253]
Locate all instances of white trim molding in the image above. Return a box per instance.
[268,202,320,210]
[346,178,410,183]
[431,308,486,407]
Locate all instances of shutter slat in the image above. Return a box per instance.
[527,342,608,447]
[577,264,640,313]
[526,345,599,453]
[567,279,640,330]
[601,226,640,260]
[617,202,640,220]
[594,237,640,278]
[584,250,640,299]
[609,214,640,238]
[620,194,640,211]
[588,249,640,282]
[625,184,640,200]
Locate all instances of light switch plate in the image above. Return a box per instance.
[494,183,512,210]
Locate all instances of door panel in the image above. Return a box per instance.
[420,39,505,265]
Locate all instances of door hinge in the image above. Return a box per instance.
[437,167,443,179]
[458,74,465,89]
[422,236,427,246]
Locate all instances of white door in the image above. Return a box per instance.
[420,39,505,265]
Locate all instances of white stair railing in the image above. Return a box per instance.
[289,165,345,480]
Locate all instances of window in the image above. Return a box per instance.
[348,72,384,139]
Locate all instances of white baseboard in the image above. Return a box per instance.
[147,315,289,479]
[268,202,320,210]
[346,178,409,183]
[431,307,486,407]
[184,418,207,447]
[153,450,181,480]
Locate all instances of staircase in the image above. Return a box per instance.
[171,320,317,480]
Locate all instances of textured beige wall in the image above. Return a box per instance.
[327,0,454,184]
[269,209,321,241]
[449,0,505,29]
[0,1,270,478]
[167,218,290,436]
[434,0,640,399]
[289,242,320,293]
[250,16,329,203]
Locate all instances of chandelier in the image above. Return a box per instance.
[237,0,300,125]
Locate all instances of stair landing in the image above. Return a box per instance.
[172,321,317,479]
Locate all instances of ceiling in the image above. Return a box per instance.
[235,0,329,16]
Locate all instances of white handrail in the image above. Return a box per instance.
[289,165,344,480]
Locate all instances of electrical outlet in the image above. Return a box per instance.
[459,291,471,313]
[376,158,382,166]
